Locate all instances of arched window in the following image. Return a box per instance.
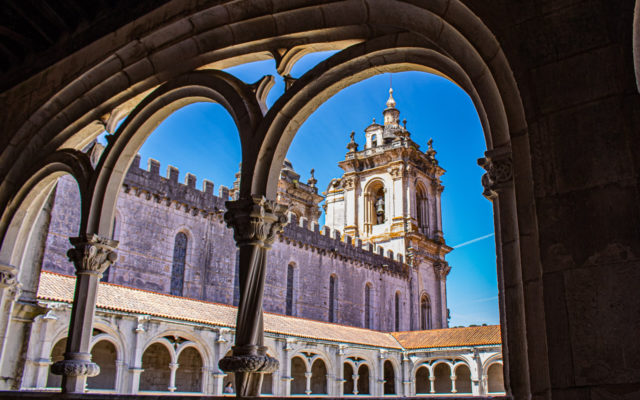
[420,294,431,330]
[170,232,187,296]
[371,134,377,147]
[416,184,428,235]
[286,263,295,316]
[364,283,372,329]
[329,275,337,322]
[364,180,386,233]
[176,347,203,392]
[395,292,401,331]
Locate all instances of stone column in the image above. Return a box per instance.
[342,176,358,236]
[335,345,345,396]
[401,352,412,396]
[432,181,444,242]
[352,373,359,395]
[0,264,20,365]
[129,315,148,394]
[376,350,385,396]
[280,338,294,396]
[479,149,531,398]
[451,372,457,393]
[304,371,312,395]
[51,234,117,393]
[218,196,286,397]
[429,375,435,393]
[115,360,125,393]
[168,362,178,392]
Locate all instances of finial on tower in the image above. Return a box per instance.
[386,87,396,109]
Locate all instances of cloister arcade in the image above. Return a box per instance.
[0,1,637,399]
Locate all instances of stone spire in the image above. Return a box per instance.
[383,87,400,127]
[386,87,396,108]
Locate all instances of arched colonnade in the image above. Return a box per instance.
[0,1,541,397]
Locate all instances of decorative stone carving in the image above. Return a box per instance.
[433,262,451,280]
[478,149,513,200]
[67,234,118,276]
[0,269,17,288]
[224,196,288,249]
[219,345,279,373]
[342,176,358,191]
[51,352,100,377]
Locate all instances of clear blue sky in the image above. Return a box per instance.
[130,52,499,327]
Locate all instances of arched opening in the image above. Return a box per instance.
[170,232,188,296]
[364,283,372,329]
[487,363,505,393]
[285,262,296,316]
[363,180,386,233]
[343,363,354,395]
[415,365,430,394]
[175,347,203,393]
[139,343,171,392]
[310,358,327,394]
[420,294,431,330]
[415,183,428,235]
[46,338,67,388]
[357,364,370,395]
[290,356,307,395]
[455,363,472,394]
[383,360,395,395]
[87,340,117,390]
[328,274,337,323]
[433,363,452,394]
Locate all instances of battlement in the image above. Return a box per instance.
[280,213,409,279]
[122,155,229,214]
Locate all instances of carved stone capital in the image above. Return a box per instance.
[51,352,100,377]
[478,149,513,200]
[0,264,18,289]
[342,176,359,191]
[224,196,288,248]
[67,234,118,276]
[433,262,451,280]
[218,345,279,373]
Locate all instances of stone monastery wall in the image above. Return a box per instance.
[42,156,417,332]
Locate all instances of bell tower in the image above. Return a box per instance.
[324,87,452,329]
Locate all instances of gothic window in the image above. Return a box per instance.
[170,232,187,296]
[329,275,337,322]
[286,263,295,316]
[395,292,401,331]
[420,294,431,330]
[364,283,372,329]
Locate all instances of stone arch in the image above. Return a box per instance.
[486,361,505,394]
[175,346,203,393]
[144,330,213,369]
[357,363,370,395]
[383,359,396,395]
[140,342,172,392]
[88,70,262,238]
[363,178,386,230]
[310,358,328,394]
[454,362,472,394]
[290,355,307,395]
[46,337,67,388]
[86,340,117,390]
[433,361,453,394]
[342,362,355,395]
[415,364,430,394]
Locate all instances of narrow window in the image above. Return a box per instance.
[170,232,187,296]
[395,292,401,331]
[329,275,337,322]
[371,134,377,147]
[286,263,295,316]
[420,294,431,330]
[364,283,372,329]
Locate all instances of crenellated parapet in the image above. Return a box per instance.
[280,214,409,279]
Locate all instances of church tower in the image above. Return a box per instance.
[325,88,452,329]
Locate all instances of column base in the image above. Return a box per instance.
[50,352,99,377]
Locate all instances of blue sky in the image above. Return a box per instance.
[132,52,499,327]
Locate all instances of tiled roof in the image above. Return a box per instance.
[37,272,501,350]
[392,325,502,349]
[37,272,400,348]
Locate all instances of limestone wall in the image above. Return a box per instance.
[40,158,443,331]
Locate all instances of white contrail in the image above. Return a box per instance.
[452,233,495,249]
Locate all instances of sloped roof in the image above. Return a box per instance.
[38,272,500,350]
[392,325,502,349]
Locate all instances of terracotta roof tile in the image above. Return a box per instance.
[391,325,501,349]
[38,272,501,350]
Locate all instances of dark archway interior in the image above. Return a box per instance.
[46,339,67,388]
[139,343,171,392]
[455,364,472,394]
[290,356,306,395]
[434,363,452,394]
[310,359,327,394]
[415,366,429,394]
[384,360,396,395]
[175,347,202,393]
[343,363,354,395]
[357,364,370,395]
[87,340,117,390]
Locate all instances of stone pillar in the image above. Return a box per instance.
[451,372,457,393]
[479,149,531,398]
[129,315,148,394]
[304,371,312,395]
[0,264,20,365]
[429,375,435,394]
[218,196,286,397]
[335,345,345,396]
[212,371,226,395]
[168,362,178,392]
[401,352,412,396]
[280,339,294,396]
[376,350,385,396]
[432,182,444,241]
[343,176,358,236]
[352,373,359,395]
[51,234,118,393]
[115,360,125,393]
